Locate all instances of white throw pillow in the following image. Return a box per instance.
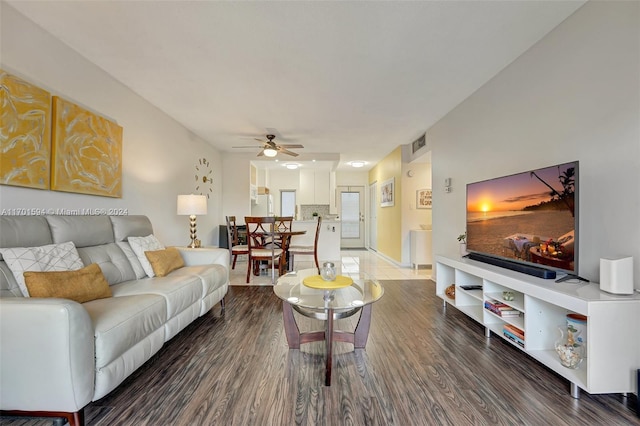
[0,241,84,297]
[127,234,164,277]
[116,241,147,279]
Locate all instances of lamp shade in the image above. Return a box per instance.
[177,194,207,215]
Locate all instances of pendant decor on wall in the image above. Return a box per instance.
[51,96,123,198]
[0,69,52,190]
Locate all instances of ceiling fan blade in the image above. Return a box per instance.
[279,144,304,149]
[256,150,265,157]
[279,148,299,157]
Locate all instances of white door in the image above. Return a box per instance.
[369,182,377,251]
[280,190,296,217]
[338,186,365,248]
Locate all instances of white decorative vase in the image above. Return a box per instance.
[460,243,468,256]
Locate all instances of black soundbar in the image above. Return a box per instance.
[467,252,556,279]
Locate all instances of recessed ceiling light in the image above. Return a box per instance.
[350,161,365,168]
[285,163,299,170]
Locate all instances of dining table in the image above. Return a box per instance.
[252,228,306,283]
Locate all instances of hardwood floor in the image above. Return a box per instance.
[2,280,638,425]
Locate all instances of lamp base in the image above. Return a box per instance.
[186,215,201,248]
[186,240,202,249]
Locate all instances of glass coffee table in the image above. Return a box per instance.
[273,268,384,386]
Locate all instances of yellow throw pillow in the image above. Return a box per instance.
[144,247,185,277]
[24,263,112,303]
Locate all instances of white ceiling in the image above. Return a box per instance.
[7,1,584,170]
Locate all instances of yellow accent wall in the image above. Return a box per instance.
[369,147,402,262]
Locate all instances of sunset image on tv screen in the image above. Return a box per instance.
[466,162,577,272]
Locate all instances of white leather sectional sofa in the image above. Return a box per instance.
[0,215,229,426]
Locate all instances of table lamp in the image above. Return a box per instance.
[177,194,208,248]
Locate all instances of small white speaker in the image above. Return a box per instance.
[599,256,634,295]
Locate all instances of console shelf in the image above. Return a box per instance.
[436,255,640,397]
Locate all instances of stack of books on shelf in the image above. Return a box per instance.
[502,324,525,348]
[484,299,521,318]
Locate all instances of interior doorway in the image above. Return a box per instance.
[369,182,377,251]
[337,186,365,248]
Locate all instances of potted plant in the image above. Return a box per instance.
[457,232,468,256]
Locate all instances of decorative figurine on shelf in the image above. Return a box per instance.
[457,232,467,256]
[445,284,456,300]
[555,324,584,369]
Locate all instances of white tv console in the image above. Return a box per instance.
[435,255,640,398]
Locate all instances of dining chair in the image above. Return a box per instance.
[244,216,285,284]
[226,216,248,270]
[288,216,322,273]
[273,216,294,249]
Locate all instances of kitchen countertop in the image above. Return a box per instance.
[295,219,340,223]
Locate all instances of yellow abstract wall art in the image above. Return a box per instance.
[51,96,123,198]
[0,69,52,190]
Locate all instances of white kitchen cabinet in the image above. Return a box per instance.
[314,170,330,204]
[299,170,330,204]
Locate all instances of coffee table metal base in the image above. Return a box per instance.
[282,301,373,386]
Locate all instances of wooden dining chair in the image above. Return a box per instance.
[244,216,285,284]
[226,216,248,270]
[288,216,322,273]
[273,216,294,249]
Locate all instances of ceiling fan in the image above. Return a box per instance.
[233,134,304,157]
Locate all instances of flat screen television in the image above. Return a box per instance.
[466,161,578,278]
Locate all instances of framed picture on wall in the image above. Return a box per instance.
[380,178,394,207]
[417,188,432,209]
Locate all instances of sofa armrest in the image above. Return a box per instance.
[175,247,230,268]
[0,298,95,412]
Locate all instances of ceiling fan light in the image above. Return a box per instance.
[350,161,365,168]
[263,148,278,157]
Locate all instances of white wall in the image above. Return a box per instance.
[221,153,253,222]
[401,162,432,265]
[429,1,640,287]
[0,4,223,246]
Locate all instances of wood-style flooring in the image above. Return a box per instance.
[2,280,638,425]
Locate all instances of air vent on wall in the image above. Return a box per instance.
[412,134,426,154]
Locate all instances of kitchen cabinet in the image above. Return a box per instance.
[299,170,330,204]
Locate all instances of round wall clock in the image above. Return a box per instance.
[195,157,213,198]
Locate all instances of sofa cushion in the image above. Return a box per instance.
[170,264,228,300]
[128,235,164,277]
[110,275,202,319]
[24,263,112,303]
[77,243,137,285]
[46,215,114,248]
[83,294,167,369]
[110,215,154,242]
[0,241,84,297]
[145,248,184,277]
[0,216,53,251]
